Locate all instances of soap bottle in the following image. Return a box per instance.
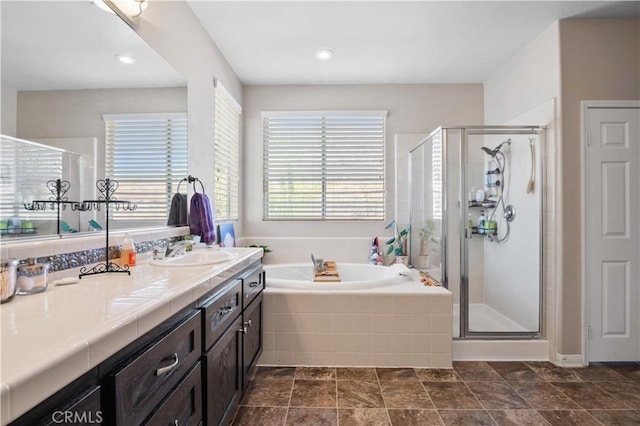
[120,233,136,266]
[477,211,485,235]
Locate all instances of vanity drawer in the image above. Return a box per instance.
[202,279,242,350]
[242,265,264,309]
[143,362,202,426]
[112,310,201,426]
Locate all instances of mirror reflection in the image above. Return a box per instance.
[1,0,187,240]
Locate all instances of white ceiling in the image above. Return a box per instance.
[1,1,185,91]
[187,0,640,85]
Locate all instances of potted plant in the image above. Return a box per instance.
[417,218,437,268]
[384,220,410,265]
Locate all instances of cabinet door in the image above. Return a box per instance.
[112,311,202,426]
[242,293,263,389]
[204,316,242,426]
[143,362,202,426]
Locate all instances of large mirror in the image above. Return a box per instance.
[1,0,187,241]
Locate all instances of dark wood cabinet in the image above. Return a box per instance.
[111,311,202,426]
[203,316,243,426]
[144,362,203,426]
[10,260,264,426]
[242,293,263,389]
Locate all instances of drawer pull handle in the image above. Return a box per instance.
[173,421,179,426]
[156,353,179,376]
[244,319,252,328]
[248,281,260,288]
[239,326,247,334]
[219,305,233,315]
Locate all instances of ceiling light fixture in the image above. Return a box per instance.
[115,54,136,64]
[315,49,333,60]
[92,0,148,28]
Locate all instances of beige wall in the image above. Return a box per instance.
[136,0,244,233]
[16,87,187,181]
[558,19,640,355]
[242,84,483,240]
[1,85,17,136]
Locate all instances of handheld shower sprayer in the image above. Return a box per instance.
[480,138,511,158]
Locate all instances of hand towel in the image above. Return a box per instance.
[167,193,188,226]
[189,193,216,245]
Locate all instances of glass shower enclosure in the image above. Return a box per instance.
[410,126,545,339]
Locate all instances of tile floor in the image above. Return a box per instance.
[231,361,640,425]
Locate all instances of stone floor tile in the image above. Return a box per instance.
[454,361,503,381]
[379,380,434,409]
[438,410,496,425]
[376,367,419,381]
[588,409,640,426]
[232,406,288,426]
[537,409,601,426]
[338,408,390,426]
[254,366,297,380]
[290,379,337,408]
[241,378,293,407]
[295,366,336,380]
[574,365,630,382]
[337,380,384,408]
[466,381,530,410]
[416,368,461,382]
[285,408,338,426]
[487,409,550,426]
[595,381,640,409]
[387,409,443,425]
[508,382,580,410]
[487,361,543,382]
[423,382,482,409]
[336,367,377,381]
[551,381,629,409]
[524,362,584,382]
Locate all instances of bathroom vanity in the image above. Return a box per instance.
[1,247,264,425]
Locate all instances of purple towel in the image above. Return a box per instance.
[189,193,216,245]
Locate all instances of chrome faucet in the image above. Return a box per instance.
[311,253,325,273]
[165,240,193,258]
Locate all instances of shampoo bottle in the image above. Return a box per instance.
[120,233,136,266]
[478,211,486,235]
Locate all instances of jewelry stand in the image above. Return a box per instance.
[79,178,137,278]
[23,179,87,234]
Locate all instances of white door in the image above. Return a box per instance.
[586,105,640,362]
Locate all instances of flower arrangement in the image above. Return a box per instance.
[384,220,410,257]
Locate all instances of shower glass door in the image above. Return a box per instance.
[461,128,543,337]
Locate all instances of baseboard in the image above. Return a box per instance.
[553,353,586,367]
[452,340,548,361]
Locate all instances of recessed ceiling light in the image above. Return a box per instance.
[315,49,333,60]
[115,54,136,64]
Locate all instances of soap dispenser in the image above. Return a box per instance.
[477,210,486,235]
[120,233,136,267]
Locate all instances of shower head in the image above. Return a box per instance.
[480,138,512,157]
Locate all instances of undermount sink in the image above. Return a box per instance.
[149,250,236,267]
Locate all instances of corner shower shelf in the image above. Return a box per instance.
[468,200,497,208]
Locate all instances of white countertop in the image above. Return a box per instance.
[0,247,263,424]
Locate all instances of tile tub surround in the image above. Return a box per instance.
[232,362,640,426]
[260,281,453,368]
[0,247,263,425]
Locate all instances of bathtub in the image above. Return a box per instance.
[264,262,407,290]
[260,262,453,368]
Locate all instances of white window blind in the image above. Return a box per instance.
[104,113,187,222]
[263,111,386,220]
[0,137,62,221]
[432,132,442,220]
[214,83,241,221]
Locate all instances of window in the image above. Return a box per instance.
[0,136,62,221]
[214,83,241,221]
[104,113,187,222]
[263,111,386,220]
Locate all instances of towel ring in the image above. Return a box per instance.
[176,177,188,194]
[188,175,205,193]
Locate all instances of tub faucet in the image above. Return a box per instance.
[165,240,193,258]
[311,253,325,272]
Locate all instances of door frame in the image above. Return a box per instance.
[581,100,640,363]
